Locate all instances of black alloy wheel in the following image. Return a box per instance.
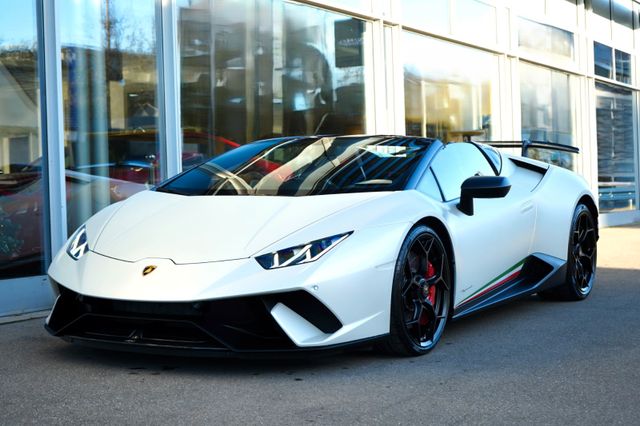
[540,204,597,301]
[381,225,452,356]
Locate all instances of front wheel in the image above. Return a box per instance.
[540,204,597,301]
[379,225,452,356]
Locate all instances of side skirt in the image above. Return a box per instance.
[452,253,566,319]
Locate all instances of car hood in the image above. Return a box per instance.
[91,190,385,264]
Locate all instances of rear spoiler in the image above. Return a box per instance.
[483,140,579,158]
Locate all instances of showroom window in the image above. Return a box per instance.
[596,82,637,211]
[176,0,370,166]
[519,62,576,170]
[0,1,45,279]
[403,32,499,142]
[59,0,160,235]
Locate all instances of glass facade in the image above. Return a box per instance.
[1,0,640,315]
[518,18,575,62]
[596,82,637,211]
[520,62,576,169]
[0,1,44,279]
[403,32,498,142]
[177,0,370,165]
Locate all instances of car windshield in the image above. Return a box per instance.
[157,136,432,196]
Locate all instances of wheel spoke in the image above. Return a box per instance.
[578,255,594,285]
[421,300,436,323]
[416,237,434,258]
[427,276,449,292]
[401,279,413,297]
[420,301,436,341]
[575,258,586,287]
[578,215,588,243]
[405,300,422,326]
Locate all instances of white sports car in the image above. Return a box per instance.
[46,135,598,356]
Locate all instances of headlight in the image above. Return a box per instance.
[67,225,89,260]
[255,232,352,269]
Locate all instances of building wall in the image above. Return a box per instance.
[0,0,639,316]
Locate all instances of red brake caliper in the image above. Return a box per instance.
[426,262,437,305]
[420,262,437,326]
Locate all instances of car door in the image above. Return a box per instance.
[428,143,536,312]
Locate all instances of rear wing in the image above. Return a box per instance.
[484,140,579,158]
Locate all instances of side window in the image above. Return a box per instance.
[431,143,495,201]
[416,168,443,201]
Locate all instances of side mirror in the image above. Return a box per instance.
[457,175,511,216]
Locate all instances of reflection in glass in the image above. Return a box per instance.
[612,0,633,28]
[59,0,158,235]
[0,1,45,278]
[594,42,613,79]
[403,32,498,142]
[518,18,574,61]
[593,42,631,84]
[596,82,636,211]
[177,0,369,166]
[615,50,631,84]
[454,0,497,44]
[520,63,575,169]
[591,0,612,18]
[400,0,449,34]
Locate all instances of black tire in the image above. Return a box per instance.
[539,204,597,301]
[379,225,452,356]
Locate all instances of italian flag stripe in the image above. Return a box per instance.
[458,259,526,307]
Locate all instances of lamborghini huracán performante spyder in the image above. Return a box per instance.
[46,135,598,356]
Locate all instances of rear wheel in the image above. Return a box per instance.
[540,204,597,301]
[380,225,452,356]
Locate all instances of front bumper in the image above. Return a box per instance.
[45,283,385,357]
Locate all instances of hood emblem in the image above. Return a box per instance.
[142,265,157,276]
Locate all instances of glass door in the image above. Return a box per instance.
[58,0,161,236]
[0,1,45,280]
[0,0,55,317]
